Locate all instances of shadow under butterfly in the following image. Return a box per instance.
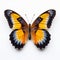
[4,9,56,50]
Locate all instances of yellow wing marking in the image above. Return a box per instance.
[11,13,21,29]
[39,13,49,29]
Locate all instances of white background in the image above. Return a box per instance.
[0,0,60,60]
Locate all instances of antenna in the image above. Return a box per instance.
[30,14,35,23]
[25,14,35,24]
[25,14,29,23]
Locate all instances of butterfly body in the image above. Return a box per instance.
[29,24,31,40]
[4,9,56,50]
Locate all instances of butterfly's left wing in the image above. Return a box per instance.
[31,9,56,49]
[4,10,29,49]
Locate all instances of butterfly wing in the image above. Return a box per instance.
[4,10,29,49]
[31,9,56,49]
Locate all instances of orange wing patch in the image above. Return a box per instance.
[16,29,28,44]
[36,30,44,42]
[16,29,24,43]
[31,29,45,44]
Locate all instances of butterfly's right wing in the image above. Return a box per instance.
[4,10,29,49]
[31,9,56,49]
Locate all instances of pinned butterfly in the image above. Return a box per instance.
[4,9,56,50]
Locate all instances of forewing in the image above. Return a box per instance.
[32,9,56,29]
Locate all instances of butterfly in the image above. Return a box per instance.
[4,9,56,50]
